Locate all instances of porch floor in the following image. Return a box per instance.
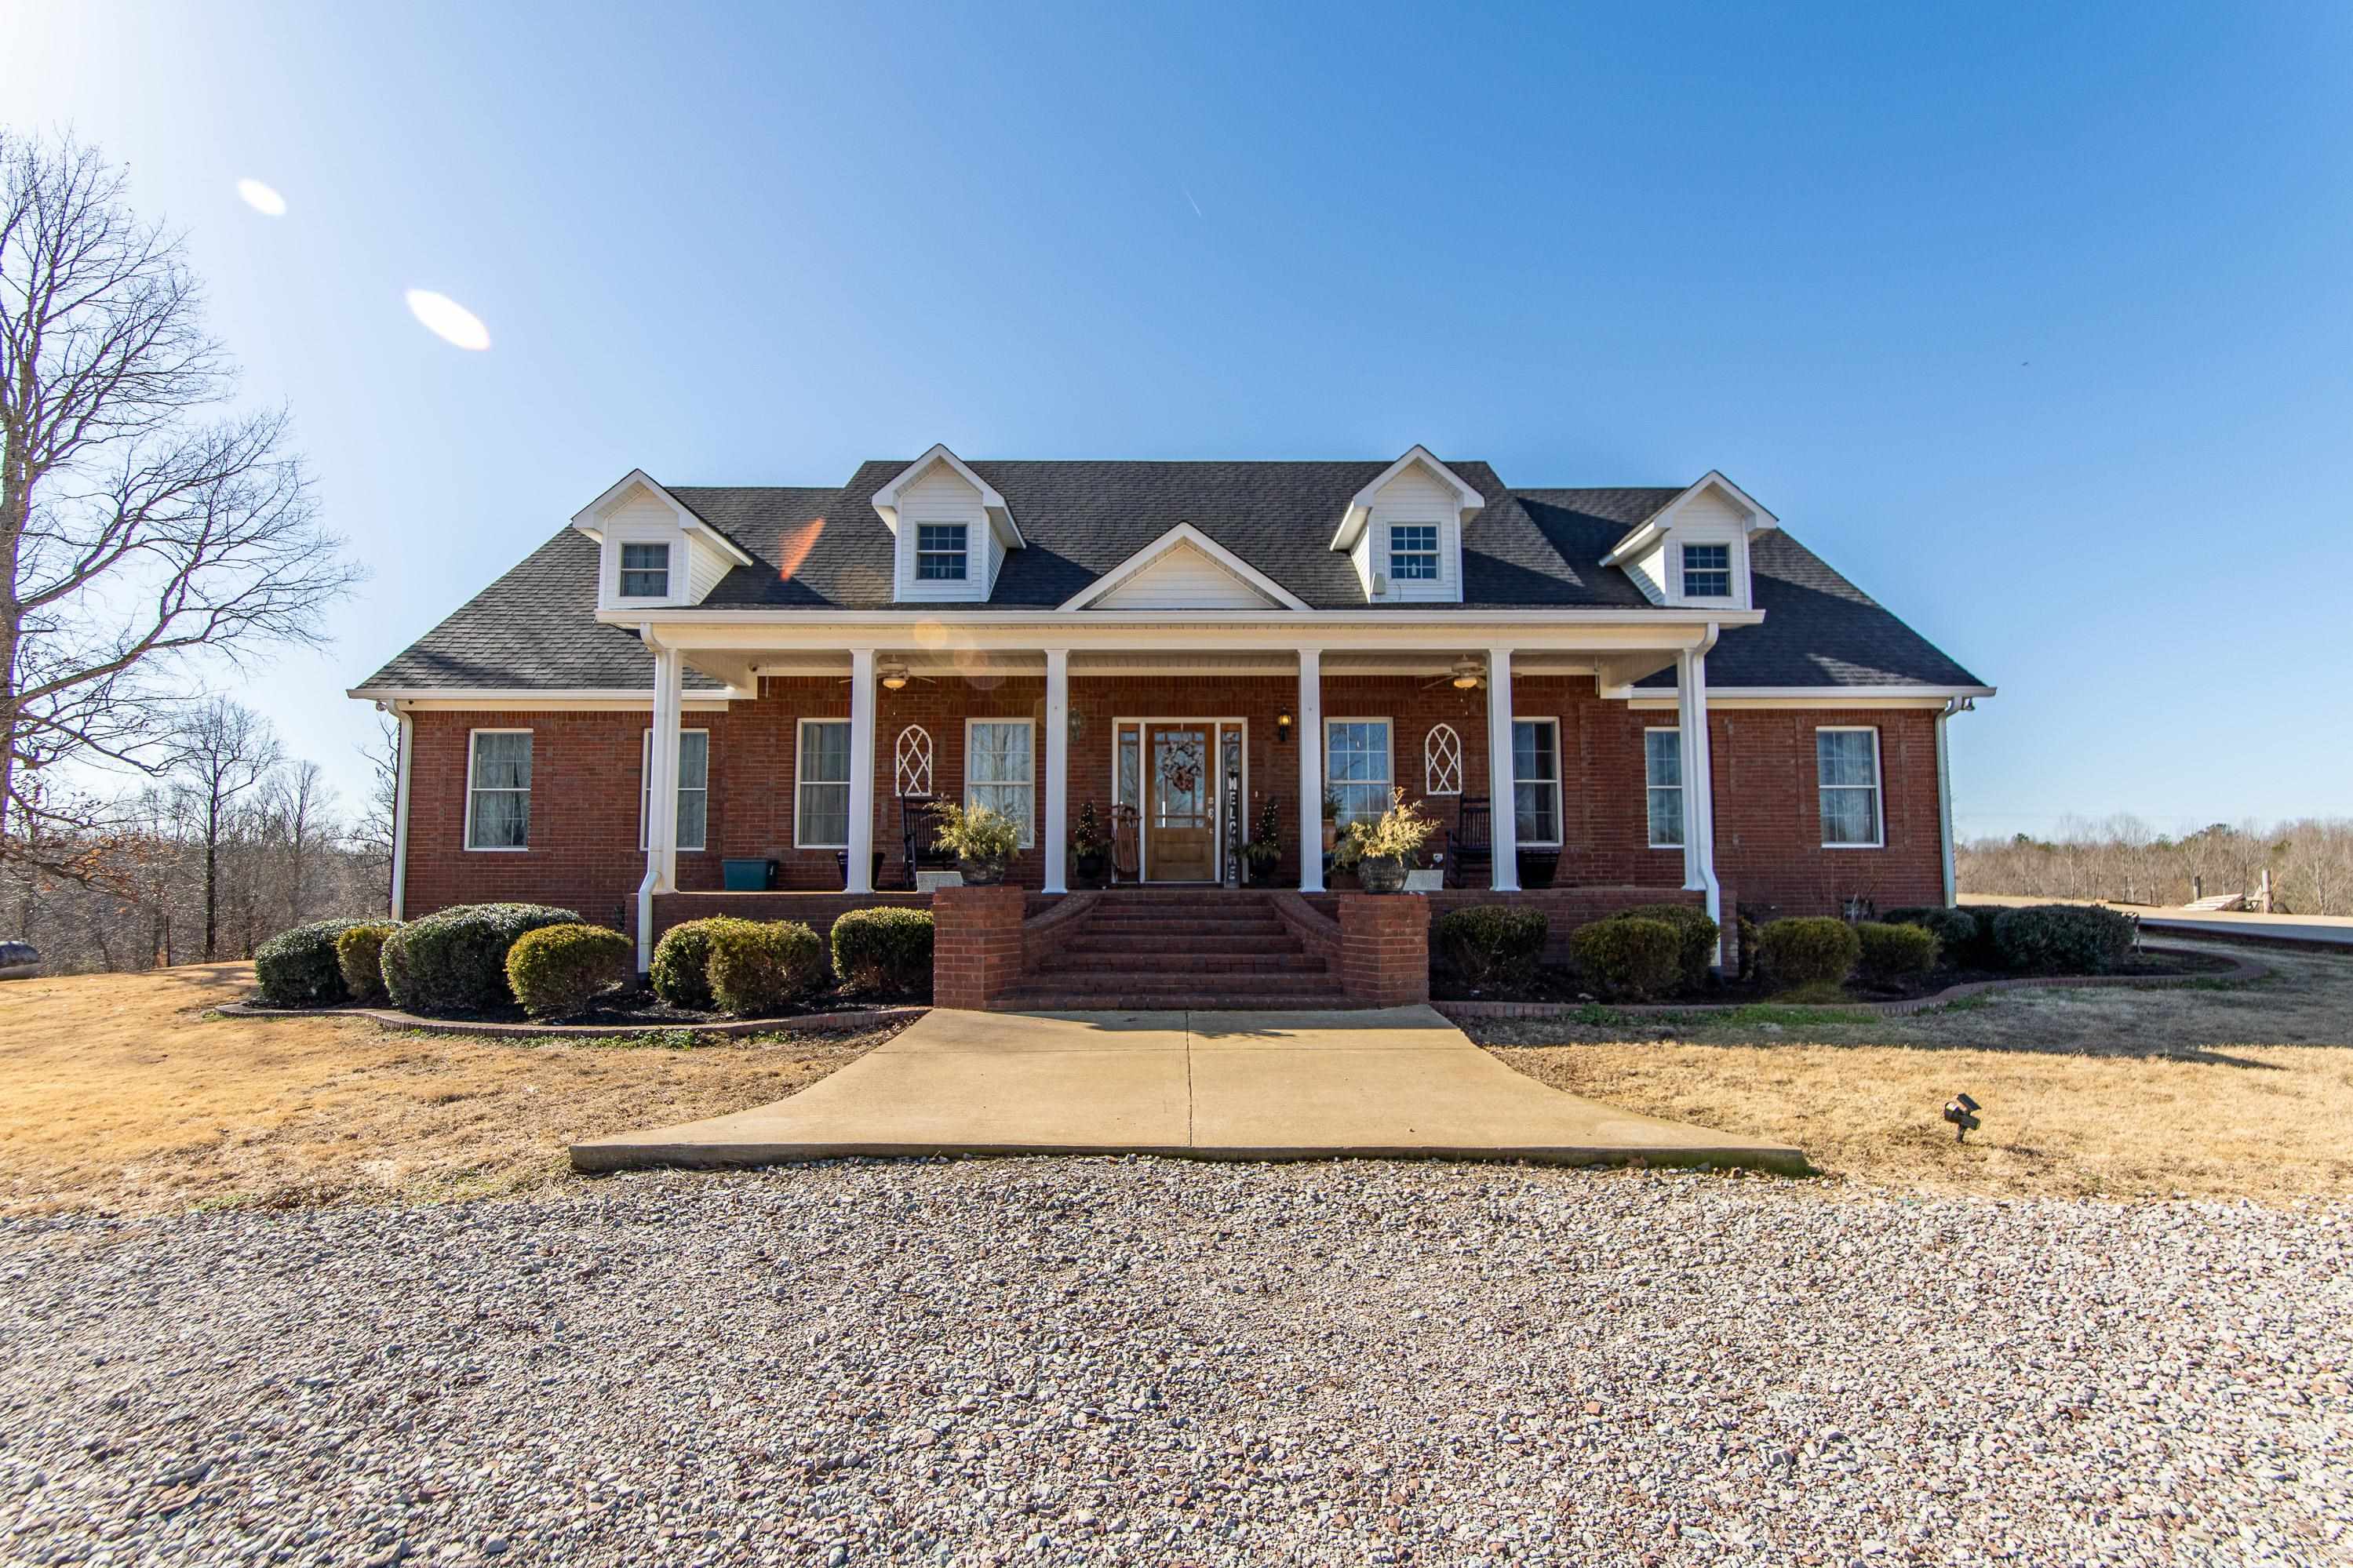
[570,1005,1808,1173]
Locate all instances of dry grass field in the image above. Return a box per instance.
[1472,942,2353,1200]
[0,964,899,1216]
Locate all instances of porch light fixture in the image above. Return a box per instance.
[879,660,910,691]
[1275,710,1294,743]
[1451,656,1484,690]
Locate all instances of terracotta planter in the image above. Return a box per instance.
[1321,821,1339,853]
[958,853,1011,886]
[1357,854,1409,894]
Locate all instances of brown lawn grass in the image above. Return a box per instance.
[0,963,900,1216]
[1473,943,2353,1201]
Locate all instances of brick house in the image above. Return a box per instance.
[352,447,1990,1007]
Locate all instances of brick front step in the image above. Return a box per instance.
[1033,951,1328,976]
[1061,933,1297,957]
[1011,969,1335,995]
[996,989,1360,1011]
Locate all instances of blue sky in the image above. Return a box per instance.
[7,2,2348,837]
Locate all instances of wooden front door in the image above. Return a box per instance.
[1144,724,1216,882]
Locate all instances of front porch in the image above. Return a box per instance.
[630,631,1729,970]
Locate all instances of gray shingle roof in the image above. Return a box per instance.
[356,463,1983,693]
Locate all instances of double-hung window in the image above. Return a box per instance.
[966,720,1035,845]
[1388,523,1440,583]
[1817,727,1884,848]
[796,720,851,849]
[640,729,709,852]
[619,541,671,598]
[1645,729,1684,849]
[1324,720,1393,827]
[915,523,969,582]
[1681,542,1731,598]
[1512,719,1561,846]
[466,730,532,850]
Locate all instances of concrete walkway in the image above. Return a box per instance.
[1961,894,2353,948]
[570,1006,1808,1174]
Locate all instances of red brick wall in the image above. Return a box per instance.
[933,884,1026,1010]
[1338,894,1430,1006]
[398,680,1943,927]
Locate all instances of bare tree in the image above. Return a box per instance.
[170,698,279,959]
[352,713,398,913]
[1,132,361,867]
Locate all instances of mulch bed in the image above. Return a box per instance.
[1434,944,2249,1015]
[220,985,931,1039]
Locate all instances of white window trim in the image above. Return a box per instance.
[464,728,533,853]
[794,719,854,850]
[1386,522,1442,586]
[1643,726,1683,849]
[913,522,971,584]
[617,540,673,600]
[1678,541,1732,601]
[1817,726,1886,849]
[1512,715,1564,849]
[640,729,709,853]
[1323,716,1396,825]
[963,717,1037,849]
[1423,723,1462,796]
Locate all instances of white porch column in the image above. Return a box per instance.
[847,647,876,895]
[1486,647,1519,892]
[1297,647,1324,893]
[385,703,413,921]
[636,639,683,971]
[1676,639,1722,940]
[1043,648,1070,894]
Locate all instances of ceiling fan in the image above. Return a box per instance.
[835,659,938,690]
[1422,655,1486,691]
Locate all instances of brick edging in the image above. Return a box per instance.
[214,1000,928,1039]
[1431,944,2268,1021]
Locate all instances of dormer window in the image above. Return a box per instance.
[1389,524,1441,583]
[1681,543,1731,598]
[916,523,969,582]
[619,542,671,598]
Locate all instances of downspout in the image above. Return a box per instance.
[380,700,414,921]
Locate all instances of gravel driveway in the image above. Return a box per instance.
[3,1162,2347,1566]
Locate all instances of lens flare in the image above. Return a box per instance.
[774,518,825,580]
[235,178,287,216]
[405,289,491,351]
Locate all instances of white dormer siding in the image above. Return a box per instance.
[891,460,998,602]
[1330,447,1483,603]
[1605,471,1775,610]
[583,478,748,611]
[1094,540,1279,609]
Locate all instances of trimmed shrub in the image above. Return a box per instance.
[1615,902,1721,992]
[1883,906,1980,966]
[1854,920,1939,983]
[1992,904,2136,975]
[505,925,634,1020]
[336,922,399,1006]
[706,919,828,1015]
[381,903,582,1015]
[1433,904,1549,988]
[831,907,934,995]
[253,918,376,1007]
[1755,917,1860,991]
[1568,917,1681,1001]
[650,916,759,1010]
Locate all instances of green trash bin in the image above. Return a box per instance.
[721,857,776,891]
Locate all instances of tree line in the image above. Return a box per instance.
[1957,817,2353,916]
[2,700,393,972]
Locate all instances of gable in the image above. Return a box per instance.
[1091,539,1280,609]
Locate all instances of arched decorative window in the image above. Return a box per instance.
[1423,723,1463,795]
[894,725,933,798]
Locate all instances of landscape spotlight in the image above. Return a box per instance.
[1943,1093,1981,1143]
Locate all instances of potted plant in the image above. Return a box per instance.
[1344,789,1439,895]
[932,801,1022,886]
[1072,801,1110,884]
[1320,788,1342,854]
[1244,799,1281,882]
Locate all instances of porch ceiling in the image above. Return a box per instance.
[723,649,1644,681]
